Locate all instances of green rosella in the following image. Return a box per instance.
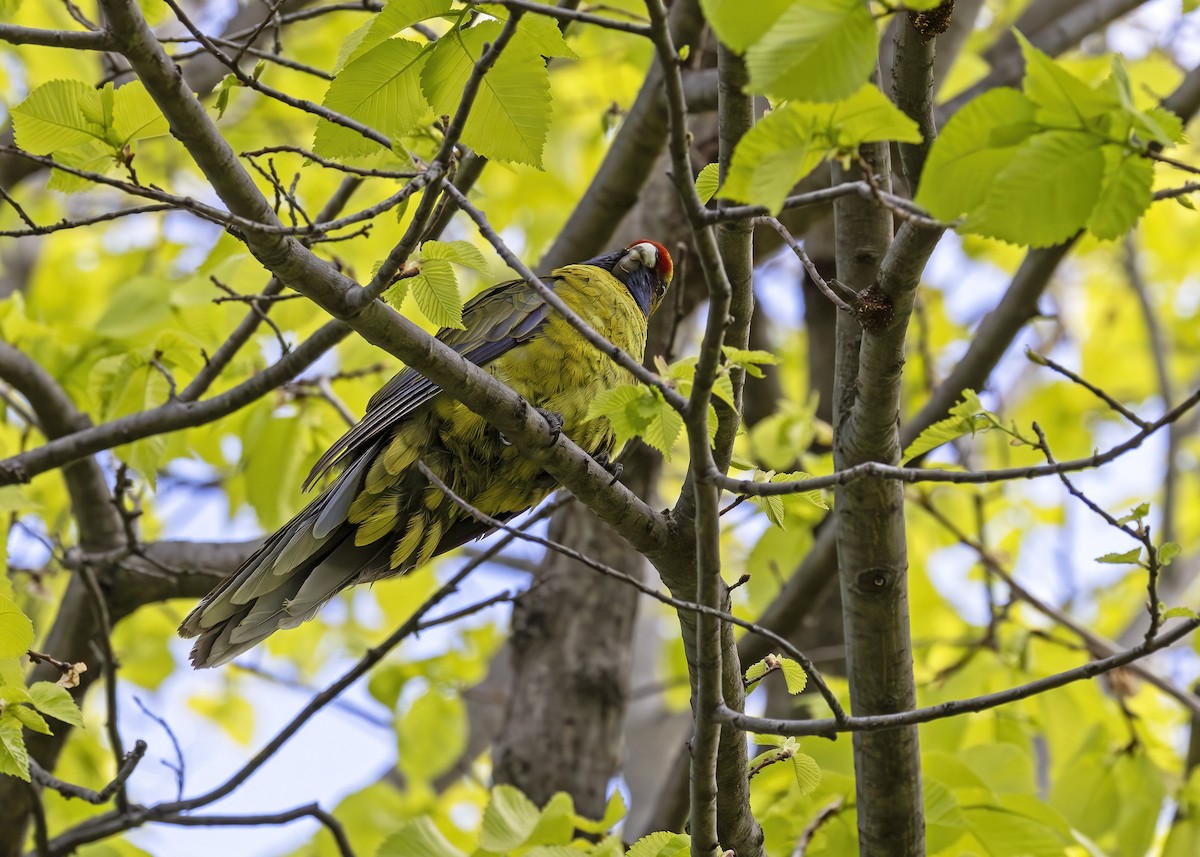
[180,240,673,667]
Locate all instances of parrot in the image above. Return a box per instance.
[179,239,673,667]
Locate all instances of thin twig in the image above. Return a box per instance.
[76,563,128,809]
[717,611,1200,739]
[713,384,1200,497]
[762,217,854,313]
[414,459,848,722]
[1026,349,1147,427]
[29,741,147,805]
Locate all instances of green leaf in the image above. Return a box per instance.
[336,0,454,71]
[10,704,51,736]
[779,657,807,694]
[793,752,821,794]
[722,346,780,377]
[411,259,464,329]
[695,162,720,204]
[586,385,682,458]
[1162,606,1198,621]
[744,656,775,685]
[1096,548,1142,565]
[28,682,85,728]
[639,389,684,458]
[1117,502,1151,524]
[903,389,994,461]
[699,0,792,51]
[517,13,578,59]
[0,486,40,514]
[745,0,878,102]
[480,784,542,851]
[94,276,174,338]
[772,471,827,511]
[962,802,1071,856]
[314,38,430,159]
[1017,32,1119,127]
[11,79,106,153]
[1087,149,1154,240]
[45,141,116,194]
[720,85,919,212]
[1159,542,1182,566]
[421,24,552,166]
[917,88,1039,222]
[420,239,490,272]
[627,831,690,857]
[574,789,626,834]
[0,714,30,781]
[377,817,465,857]
[110,81,170,147]
[752,732,785,748]
[397,691,466,783]
[587,385,645,449]
[0,596,33,660]
[527,792,575,846]
[752,489,786,529]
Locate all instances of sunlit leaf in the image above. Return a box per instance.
[378,817,465,857]
[480,784,542,851]
[627,831,690,857]
[699,0,791,51]
[793,752,821,794]
[745,0,877,102]
[1096,548,1141,565]
[695,162,720,204]
[0,714,30,781]
[314,38,430,158]
[0,597,33,660]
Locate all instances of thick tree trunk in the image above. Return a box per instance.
[492,505,644,815]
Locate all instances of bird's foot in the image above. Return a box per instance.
[537,408,564,446]
[592,450,623,486]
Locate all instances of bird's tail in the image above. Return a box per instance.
[179,443,388,668]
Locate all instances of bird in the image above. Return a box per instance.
[179,239,673,667]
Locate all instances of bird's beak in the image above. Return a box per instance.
[616,242,659,278]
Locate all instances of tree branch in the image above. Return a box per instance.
[716,614,1200,739]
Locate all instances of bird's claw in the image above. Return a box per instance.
[537,408,564,446]
[593,450,623,486]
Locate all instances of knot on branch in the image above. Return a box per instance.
[853,566,904,597]
[910,0,955,40]
[854,284,894,332]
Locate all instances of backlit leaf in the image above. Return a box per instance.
[314,38,430,158]
[11,79,105,153]
[378,817,465,857]
[411,259,464,329]
[745,0,877,102]
[695,162,720,204]
[0,596,33,660]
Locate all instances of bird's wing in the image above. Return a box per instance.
[303,275,555,489]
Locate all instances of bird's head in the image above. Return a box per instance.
[587,239,673,316]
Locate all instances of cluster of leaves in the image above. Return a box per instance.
[314,0,574,166]
[901,388,1011,462]
[743,654,822,795]
[918,34,1185,246]
[10,79,169,191]
[586,347,776,457]
[695,0,1186,246]
[376,784,687,857]
[0,569,85,780]
[386,239,493,329]
[694,0,931,212]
